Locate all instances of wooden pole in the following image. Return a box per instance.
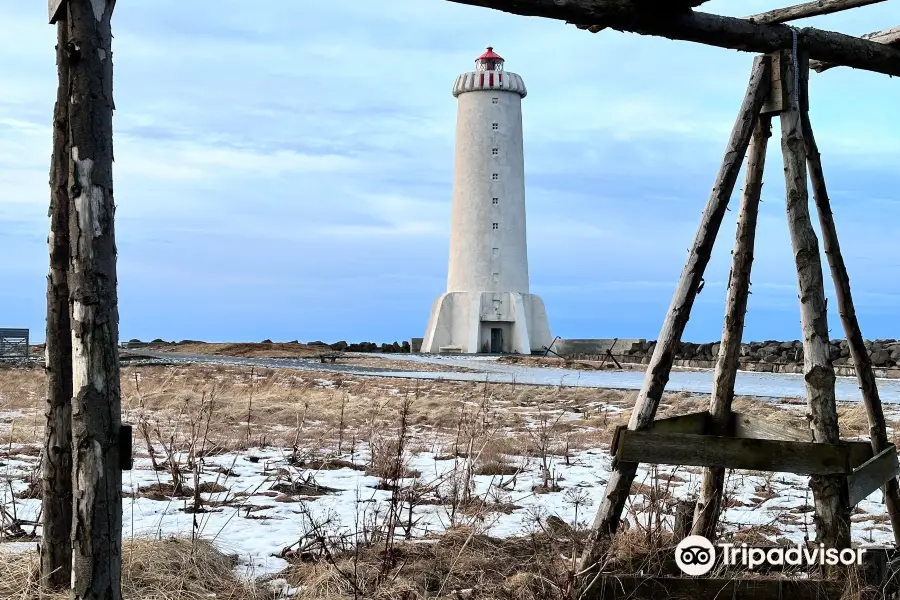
[778,47,850,553]
[65,1,123,598]
[577,56,770,582]
[799,82,900,545]
[691,112,772,541]
[443,0,900,76]
[41,12,73,590]
[810,26,900,72]
[744,0,887,25]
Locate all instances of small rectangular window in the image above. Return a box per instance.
[492,248,499,257]
[492,273,499,282]
[492,123,499,130]
[492,97,499,104]
[492,223,499,230]
[492,197,499,204]
[492,148,499,156]
[492,173,499,180]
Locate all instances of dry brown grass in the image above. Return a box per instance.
[280,527,574,600]
[144,341,326,358]
[0,538,266,600]
[6,361,858,454]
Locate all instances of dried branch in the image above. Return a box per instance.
[744,0,887,25]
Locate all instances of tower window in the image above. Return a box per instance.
[492,223,499,230]
[492,173,499,180]
[492,273,499,283]
[492,148,499,156]
[492,97,499,104]
[492,123,499,130]
[492,197,499,204]
[492,248,499,257]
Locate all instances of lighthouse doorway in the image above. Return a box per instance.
[490,328,504,353]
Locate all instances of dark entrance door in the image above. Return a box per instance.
[490,328,503,353]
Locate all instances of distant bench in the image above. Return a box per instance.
[316,352,344,363]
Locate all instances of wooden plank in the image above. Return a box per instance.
[760,53,784,115]
[617,431,854,475]
[848,441,875,469]
[847,446,900,507]
[729,411,813,442]
[649,410,709,434]
[582,575,844,600]
[49,0,65,24]
[443,0,900,77]
[744,0,887,25]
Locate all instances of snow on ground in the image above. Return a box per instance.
[3,436,895,578]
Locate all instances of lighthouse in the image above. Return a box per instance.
[422,47,552,354]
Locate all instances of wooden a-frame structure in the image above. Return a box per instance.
[444,0,900,590]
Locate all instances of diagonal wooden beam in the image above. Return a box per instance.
[444,0,900,76]
[810,25,900,71]
[744,0,887,25]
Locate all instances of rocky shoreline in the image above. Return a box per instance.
[562,339,900,379]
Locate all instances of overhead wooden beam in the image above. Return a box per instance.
[744,0,887,25]
[444,0,900,77]
[810,25,900,71]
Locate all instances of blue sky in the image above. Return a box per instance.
[1,1,898,345]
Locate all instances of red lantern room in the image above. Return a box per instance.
[475,47,504,72]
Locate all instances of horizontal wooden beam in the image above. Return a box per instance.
[847,445,900,506]
[744,0,887,25]
[810,25,900,71]
[443,0,900,77]
[615,430,872,475]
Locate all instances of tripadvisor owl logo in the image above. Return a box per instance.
[675,535,867,575]
[675,535,716,576]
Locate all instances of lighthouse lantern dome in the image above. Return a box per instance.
[475,47,504,72]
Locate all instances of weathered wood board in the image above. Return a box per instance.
[847,445,900,506]
[49,0,65,24]
[615,430,872,475]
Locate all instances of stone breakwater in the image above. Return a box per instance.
[568,339,900,379]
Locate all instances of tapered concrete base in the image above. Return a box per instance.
[421,291,552,354]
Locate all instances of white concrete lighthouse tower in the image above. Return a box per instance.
[422,47,552,354]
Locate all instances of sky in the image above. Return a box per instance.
[1,1,898,345]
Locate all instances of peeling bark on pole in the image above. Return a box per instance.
[800,90,900,545]
[577,56,770,584]
[41,15,73,591]
[65,1,122,598]
[778,48,849,554]
[691,113,772,541]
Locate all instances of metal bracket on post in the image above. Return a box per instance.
[119,424,133,471]
[49,0,66,24]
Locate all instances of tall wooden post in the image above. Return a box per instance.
[41,11,74,590]
[778,47,850,552]
[692,113,772,541]
[800,85,900,544]
[64,1,123,597]
[577,56,771,579]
